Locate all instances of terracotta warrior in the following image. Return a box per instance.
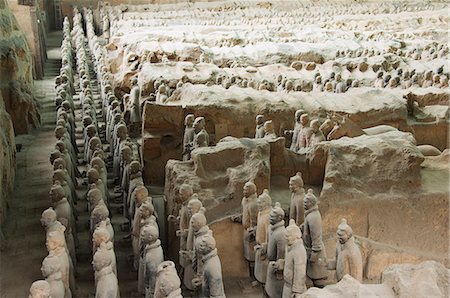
[125,161,143,219]
[46,231,73,297]
[296,114,312,151]
[41,207,76,270]
[182,195,204,291]
[302,189,328,287]
[288,109,306,151]
[196,234,226,298]
[93,247,119,298]
[167,184,193,282]
[265,202,286,298]
[139,224,164,298]
[154,261,182,298]
[281,219,307,298]
[289,172,305,225]
[328,219,363,282]
[238,181,258,267]
[135,201,158,280]
[190,212,211,288]
[182,114,195,161]
[192,117,209,149]
[87,168,107,206]
[255,114,265,138]
[41,254,65,298]
[309,119,325,148]
[87,186,105,214]
[254,189,272,285]
[29,280,51,298]
[50,182,77,247]
[129,76,142,135]
[92,224,117,276]
[263,120,277,140]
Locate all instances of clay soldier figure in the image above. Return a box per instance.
[289,172,305,225]
[296,114,312,152]
[196,234,226,298]
[328,219,363,282]
[136,201,158,284]
[334,74,346,93]
[263,120,277,140]
[280,219,307,298]
[254,189,272,286]
[125,161,143,219]
[154,261,182,298]
[288,109,305,151]
[313,76,323,92]
[90,200,110,231]
[183,195,204,291]
[102,14,110,41]
[87,186,104,215]
[29,280,51,298]
[190,212,211,288]
[41,207,76,271]
[182,114,195,161]
[129,77,142,136]
[50,182,77,249]
[309,119,325,148]
[233,180,258,276]
[302,189,328,287]
[93,248,120,298]
[87,168,108,206]
[91,157,109,202]
[192,117,209,149]
[131,187,151,264]
[92,225,117,276]
[41,255,65,298]
[46,231,73,298]
[140,224,164,298]
[255,114,265,138]
[168,184,193,281]
[265,203,286,298]
[84,124,98,163]
[113,124,128,179]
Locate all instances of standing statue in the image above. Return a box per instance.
[129,77,142,136]
[289,109,306,151]
[41,254,65,298]
[255,115,265,138]
[328,219,363,282]
[154,261,182,298]
[182,114,195,161]
[140,224,164,298]
[232,180,258,277]
[289,172,305,226]
[308,119,325,148]
[263,120,277,140]
[281,219,307,298]
[254,189,272,286]
[196,234,226,298]
[296,114,312,151]
[183,195,204,291]
[92,224,117,276]
[93,248,120,298]
[192,117,209,149]
[302,189,328,287]
[265,203,286,298]
[190,212,211,289]
[50,183,77,250]
[46,231,73,298]
[41,207,76,270]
